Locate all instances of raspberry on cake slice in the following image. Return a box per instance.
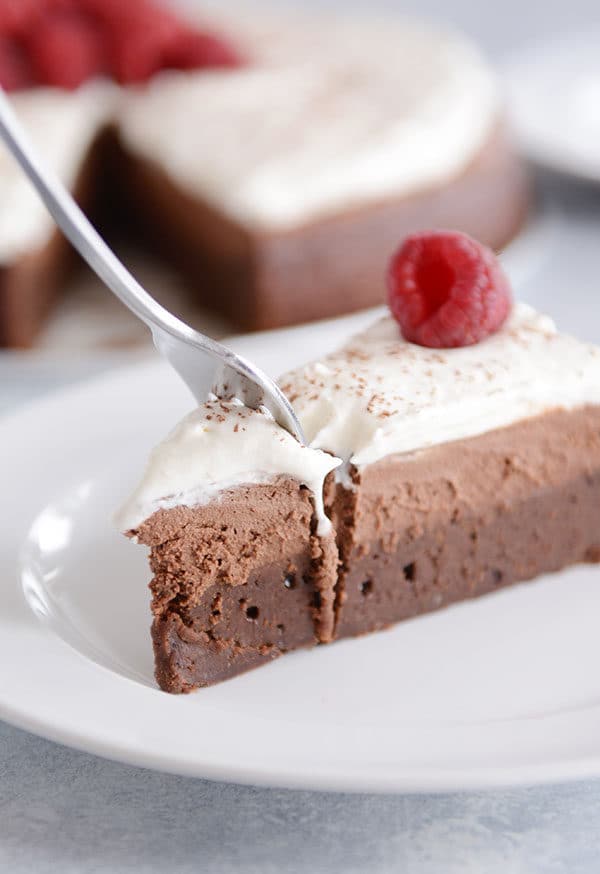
[387,230,512,347]
[120,232,600,692]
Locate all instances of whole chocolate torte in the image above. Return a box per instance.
[0,2,527,345]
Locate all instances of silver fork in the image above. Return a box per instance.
[0,88,305,443]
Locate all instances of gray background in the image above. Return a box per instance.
[3,1,600,871]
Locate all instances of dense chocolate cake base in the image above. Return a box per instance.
[114,124,528,332]
[136,406,600,693]
[134,478,338,693]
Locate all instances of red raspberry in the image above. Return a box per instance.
[0,0,44,38]
[107,9,181,83]
[2,0,244,89]
[163,28,244,70]
[27,9,108,89]
[0,36,35,90]
[387,231,512,348]
[81,0,151,25]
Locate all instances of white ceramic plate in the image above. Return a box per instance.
[3,309,600,794]
[505,30,600,183]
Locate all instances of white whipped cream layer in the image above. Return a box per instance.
[118,9,498,230]
[119,303,600,531]
[116,398,341,535]
[0,83,117,262]
[280,303,600,467]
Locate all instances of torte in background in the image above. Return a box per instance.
[0,0,527,346]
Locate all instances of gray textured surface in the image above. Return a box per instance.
[2,719,600,874]
[3,1,600,870]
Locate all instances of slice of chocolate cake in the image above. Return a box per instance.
[119,233,600,693]
[119,303,600,693]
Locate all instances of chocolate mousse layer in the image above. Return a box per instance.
[135,478,338,693]
[330,406,600,639]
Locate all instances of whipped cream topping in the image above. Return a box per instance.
[119,303,600,531]
[118,8,498,229]
[279,303,600,468]
[0,83,117,262]
[116,398,341,535]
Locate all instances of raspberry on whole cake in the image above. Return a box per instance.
[118,232,600,692]
[0,1,527,346]
[0,0,242,90]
